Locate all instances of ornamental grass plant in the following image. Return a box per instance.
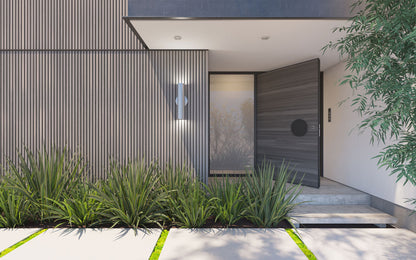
[167,180,216,228]
[4,147,84,222]
[45,182,101,227]
[0,147,303,228]
[208,176,245,226]
[0,181,30,228]
[93,161,165,229]
[243,161,303,228]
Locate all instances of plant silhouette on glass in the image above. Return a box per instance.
[210,98,254,174]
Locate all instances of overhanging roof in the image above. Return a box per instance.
[126,18,349,71]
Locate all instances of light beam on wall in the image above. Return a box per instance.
[176,83,188,120]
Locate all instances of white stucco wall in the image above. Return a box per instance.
[323,61,416,209]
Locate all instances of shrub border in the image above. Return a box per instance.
[0,229,47,258]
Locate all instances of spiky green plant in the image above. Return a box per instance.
[158,164,193,222]
[5,147,84,222]
[243,161,302,228]
[94,161,165,228]
[0,182,30,228]
[159,164,193,195]
[46,182,101,227]
[168,181,217,228]
[208,177,245,226]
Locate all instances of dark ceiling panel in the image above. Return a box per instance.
[128,0,354,18]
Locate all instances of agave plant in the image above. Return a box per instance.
[46,182,101,227]
[243,161,303,228]
[94,161,165,228]
[6,147,85,222]
[0,181,30,228]
[208,177,245,226]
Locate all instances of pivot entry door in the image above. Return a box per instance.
[256,59,320,188]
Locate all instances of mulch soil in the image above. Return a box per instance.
[20,217,293,229]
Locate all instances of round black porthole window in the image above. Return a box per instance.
[291,119,308,137]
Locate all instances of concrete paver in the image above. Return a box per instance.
[3,228,161,260]
[0,228,41,252]
[159,228,306,260]
[298,228,416,260]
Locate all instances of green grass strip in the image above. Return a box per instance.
[0,229,47,258]
[149,229,169,260]
[286,229,317,260]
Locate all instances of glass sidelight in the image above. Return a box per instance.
[209,74,254,175]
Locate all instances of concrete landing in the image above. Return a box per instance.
[293,178,370,205]
[159,228,306,260]
[0,228,41,252]
[298,228,416,260]
[289,205,397,225]
[3,228,161,260]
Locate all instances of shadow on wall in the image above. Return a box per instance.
[146,51,209,181]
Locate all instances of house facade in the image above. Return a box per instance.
[1,0,416,230]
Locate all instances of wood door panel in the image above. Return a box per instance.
[256,59,320,187]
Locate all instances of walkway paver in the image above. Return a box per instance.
[0,228,41,252]
[159,228,306,260]
[2,228,161,260]
[298,228,416,260]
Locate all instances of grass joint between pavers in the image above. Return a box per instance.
[0,229,47,258]
[286,229,317,260]
[149,229,169,260]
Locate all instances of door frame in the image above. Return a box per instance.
[208,69,323,179]
[208,71,260,177]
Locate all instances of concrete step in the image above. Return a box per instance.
[290,178,371,205]
[289,205,397,226]
[293,192,371,205]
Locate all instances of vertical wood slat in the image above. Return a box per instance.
[0,51,209,182]
[0,0,142,50]
[0,0,209,182]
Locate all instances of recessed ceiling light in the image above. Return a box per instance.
[261,36,270,40]
[174,35,182,40]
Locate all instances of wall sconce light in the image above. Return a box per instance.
[176,83,188,120]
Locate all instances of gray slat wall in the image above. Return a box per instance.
[0,0,209,181]
[0,0,142,50]
[256,59,320,187]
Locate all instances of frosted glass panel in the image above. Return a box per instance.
[210,74,254,174]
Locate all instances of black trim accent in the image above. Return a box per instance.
[123,17,150,50]
[320,71,324,177]
[0,49,209,52]
[208,72,257,177]
[209,71,265,74]
[124,16,351,21]
[254,73,258,170]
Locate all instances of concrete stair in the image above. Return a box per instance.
[288,178,397,227]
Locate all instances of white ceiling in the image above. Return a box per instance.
[130,19,349,71]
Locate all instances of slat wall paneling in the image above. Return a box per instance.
[256,59,320,188]
[0,51,209,182]
[0,0,143,50]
